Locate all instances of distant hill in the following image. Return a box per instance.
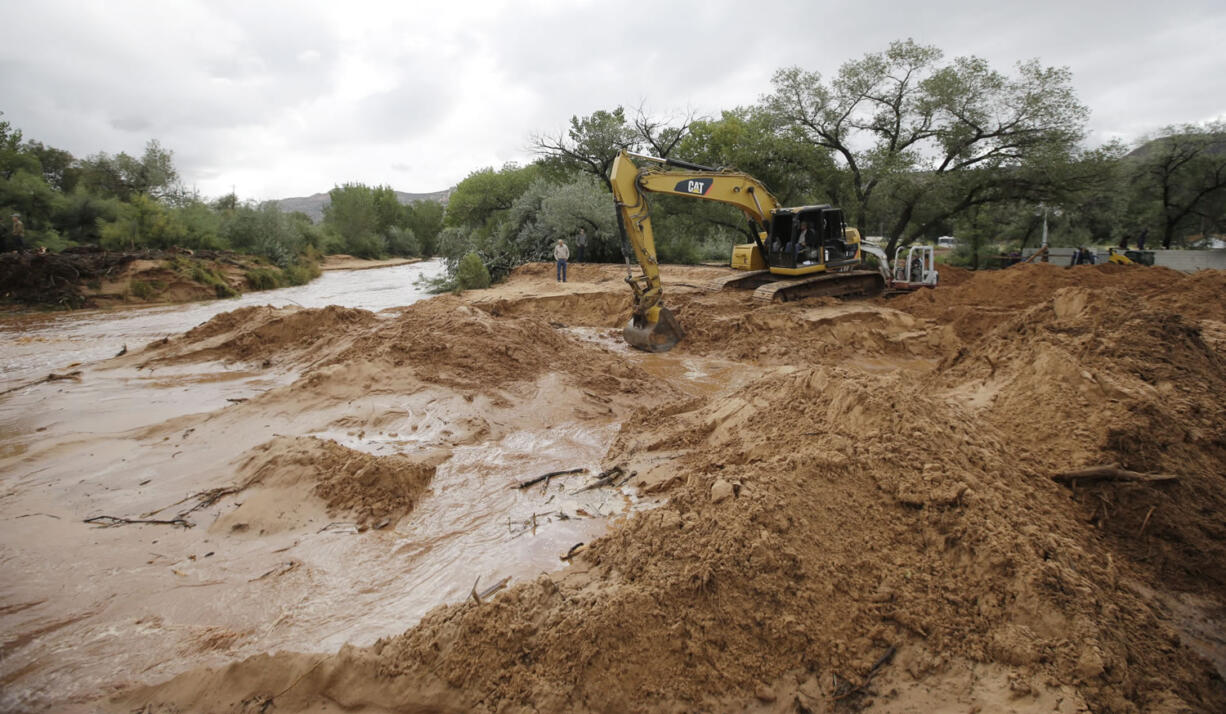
[1125,132,1226,161]
[273,188,453,222]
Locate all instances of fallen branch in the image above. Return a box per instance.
[513,467,586,490]
[573,466,625,494]
[178,486,242,518]
[833,645,897,701]
[0,370,83,396]
[1052,463,1179,486]
[85,515,192,528]
[250,560,299,582]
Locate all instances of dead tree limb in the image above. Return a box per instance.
[573,466,625,494]
[513,468,586,490]
[1052,463,1179,486]
[85,515,192,528]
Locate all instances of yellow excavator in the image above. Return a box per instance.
[611,150,885,352]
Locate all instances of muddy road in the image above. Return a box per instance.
[3,261,1226,713]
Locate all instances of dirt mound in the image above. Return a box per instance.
[934,263,973,286]
[104,265,1226,714]
[669,292,957,365]
[938,285,1226,594]
[213,436,438,534]
[891,263,1192,341]
[320,295,666,396]
[1148,268,1226,322]
[143,305,378,366]
[128,363,1226,712]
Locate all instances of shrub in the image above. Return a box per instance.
[283,260,321,286]
[129,280,160,299]
[456,252,491,290]
[245,268,282,291]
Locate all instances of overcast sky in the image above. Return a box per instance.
[2,1,1223,201]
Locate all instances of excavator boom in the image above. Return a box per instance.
[610,151,782,352]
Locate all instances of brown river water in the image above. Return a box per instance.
[0,262,657,711]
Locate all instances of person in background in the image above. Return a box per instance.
[575,228,588,262]
[554,238,569,282]
[1137,228,1148,250]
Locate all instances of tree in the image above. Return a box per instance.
[444,163,539,230]
[1127,122,1226,248]
[323,183,381,256]
[532,107,639,189]
[404,199,444,255]
[765,39,1088,254]
[533,106,699,190]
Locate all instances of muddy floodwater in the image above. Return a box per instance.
[0,260,658,711]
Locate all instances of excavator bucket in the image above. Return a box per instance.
[623,306,684,353]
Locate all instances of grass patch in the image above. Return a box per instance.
[128,280,163,299]
[245,268,283,291]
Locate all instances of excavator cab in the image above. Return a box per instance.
[765,207,858,272]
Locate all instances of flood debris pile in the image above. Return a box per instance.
[111,263,1225,713]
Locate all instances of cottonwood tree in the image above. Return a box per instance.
[532,106,696,190]
[765,39,1088,254]
[532,107,639,190]
[1127,122,1226,248]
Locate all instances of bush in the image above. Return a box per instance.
[283,260,321,286]
[245,268,282,290]
[129,280,160,299]
[456,252,491,290]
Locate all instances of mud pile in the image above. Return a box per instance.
[936,284,1226,595]
[143,305,378,367]
[668,291,957,366]
[217,436,440,532]
[111,264,1226,713]
[891,262,1191,340]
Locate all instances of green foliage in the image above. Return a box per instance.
[444,164,539,230]
[244,268,282,290]
[321,183,432,258]
[128,279,163,299]
[765,39,1088,255]
[405,200,444,255]
[533,107,639,188]
[283,259,321,286]
[455,252,491,290]
[171,259,236,297]
[1126,121,1226,248]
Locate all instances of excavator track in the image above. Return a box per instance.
[751,270,885,303]
[704,270,775,292]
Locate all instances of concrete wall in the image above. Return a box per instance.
[1022,248,1226,273]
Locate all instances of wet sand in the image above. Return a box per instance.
[3,261,1225,713]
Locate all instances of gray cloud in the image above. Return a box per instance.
[1,0,1222,200]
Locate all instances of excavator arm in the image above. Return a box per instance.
[610,150,781,352]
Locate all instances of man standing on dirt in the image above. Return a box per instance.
[575,228,588,262]
[554,238,569,282]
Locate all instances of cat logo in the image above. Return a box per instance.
[674,178,713,196]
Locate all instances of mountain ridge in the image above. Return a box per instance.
[274,188,452,222]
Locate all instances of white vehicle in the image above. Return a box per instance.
[936,236,957,249]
